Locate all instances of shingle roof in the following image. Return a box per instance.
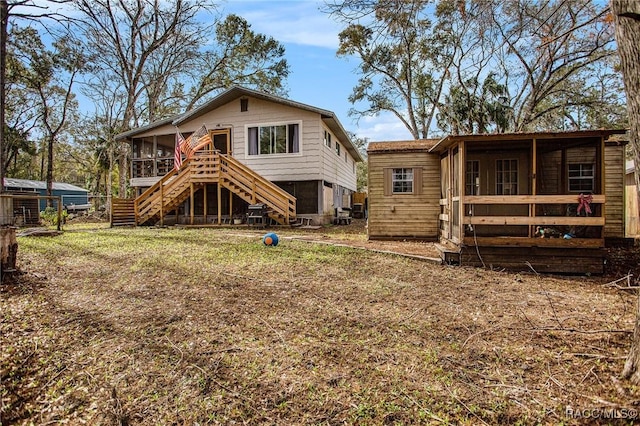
[367,139,441,153]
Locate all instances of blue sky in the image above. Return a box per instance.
[220,0,414,142]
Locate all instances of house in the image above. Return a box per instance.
[114,86,363,226]
[627,160,639,237]
[368,130,628,274]
[4,178,90,224]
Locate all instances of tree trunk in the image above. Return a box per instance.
[46,136,54,207]
[612,0,640,383]
[0,0,7,193]
[118,142,128,198]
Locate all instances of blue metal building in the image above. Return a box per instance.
[4,178,90,211]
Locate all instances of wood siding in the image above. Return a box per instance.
[368,152,440,239]
[626,172,640,236]
[604,144,625,238]
[127,96,358,191]
[320,120,358,191]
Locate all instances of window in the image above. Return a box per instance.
[324,130,332,148]
[392,168,413,193]
[248,124,299,155]
[345,152,348,163]
[336,143,341,156]
[240,98,248,112]
[496,159,518,195]
[465,160,479,195]
[568,163,594,192]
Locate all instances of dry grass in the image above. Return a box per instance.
[2,224,639,425]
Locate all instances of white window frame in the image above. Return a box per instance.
[245,121,303,158]
[568,163,595,192]
[392,168,414,194]
[496,159,518,195]
[465,160,480,195]
[324,130,332,148]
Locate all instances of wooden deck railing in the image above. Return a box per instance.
[218,154,296,223]
[133,152,295,225]
[132,156,175,178]
[462,194,605,227]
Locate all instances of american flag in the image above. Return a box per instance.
[174,131,185,170]
[183,125,213,158]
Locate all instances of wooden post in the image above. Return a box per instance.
[159,181,164,227]
[458,141,465,243]
[152,135,158,177]
[229,190,233,222]
[190,182,195,225]
[217,183,222,225]
[530,138,537,237]
[57,196,62,231]
[203,184,208,223]
[252,178,257,203]
[600,136,606,239]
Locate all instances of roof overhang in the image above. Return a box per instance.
[367,139,442,154]
[113,86,363,162]
[428,129,628,154]
[115,116,178,140]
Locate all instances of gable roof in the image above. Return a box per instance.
[4,177,88,192]
[368,139,441,154]
[115,86,363,162]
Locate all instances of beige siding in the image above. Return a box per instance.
[368,152,440,239]
[184,97,324,182]
[320,121,358,191]
[126,96,357,190]
[604,144,625,238]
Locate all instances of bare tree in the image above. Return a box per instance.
[73,0,289,197]
[0,0,71,192]
[10,26,84,201]
[326,0,623,138]
[489,0,618,131]
[327,0,463,139]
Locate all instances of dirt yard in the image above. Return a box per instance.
[2,224,640,424]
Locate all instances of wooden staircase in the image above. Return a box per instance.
[133,152,296,226]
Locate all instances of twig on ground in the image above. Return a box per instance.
[525,261,539,276]
[164,335,184,370]
[400,390,448,424]
[462,325,502,349]
[258,316,287,345]
[445,386,490,426]
[603,274,633,288]
[542,291,563,329]
[610,375,627,398]
[579,366,595,386]
[533,327,631,334]
[566,353,627,360]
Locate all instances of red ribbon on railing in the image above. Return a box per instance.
[577,193,593,215]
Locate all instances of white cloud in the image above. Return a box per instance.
[352,113,415,142]
[222,0,341,49]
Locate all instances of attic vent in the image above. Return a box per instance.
[241,98,248,112]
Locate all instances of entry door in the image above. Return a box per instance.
[211,129,231,154]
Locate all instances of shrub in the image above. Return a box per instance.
[40,206,68,225]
